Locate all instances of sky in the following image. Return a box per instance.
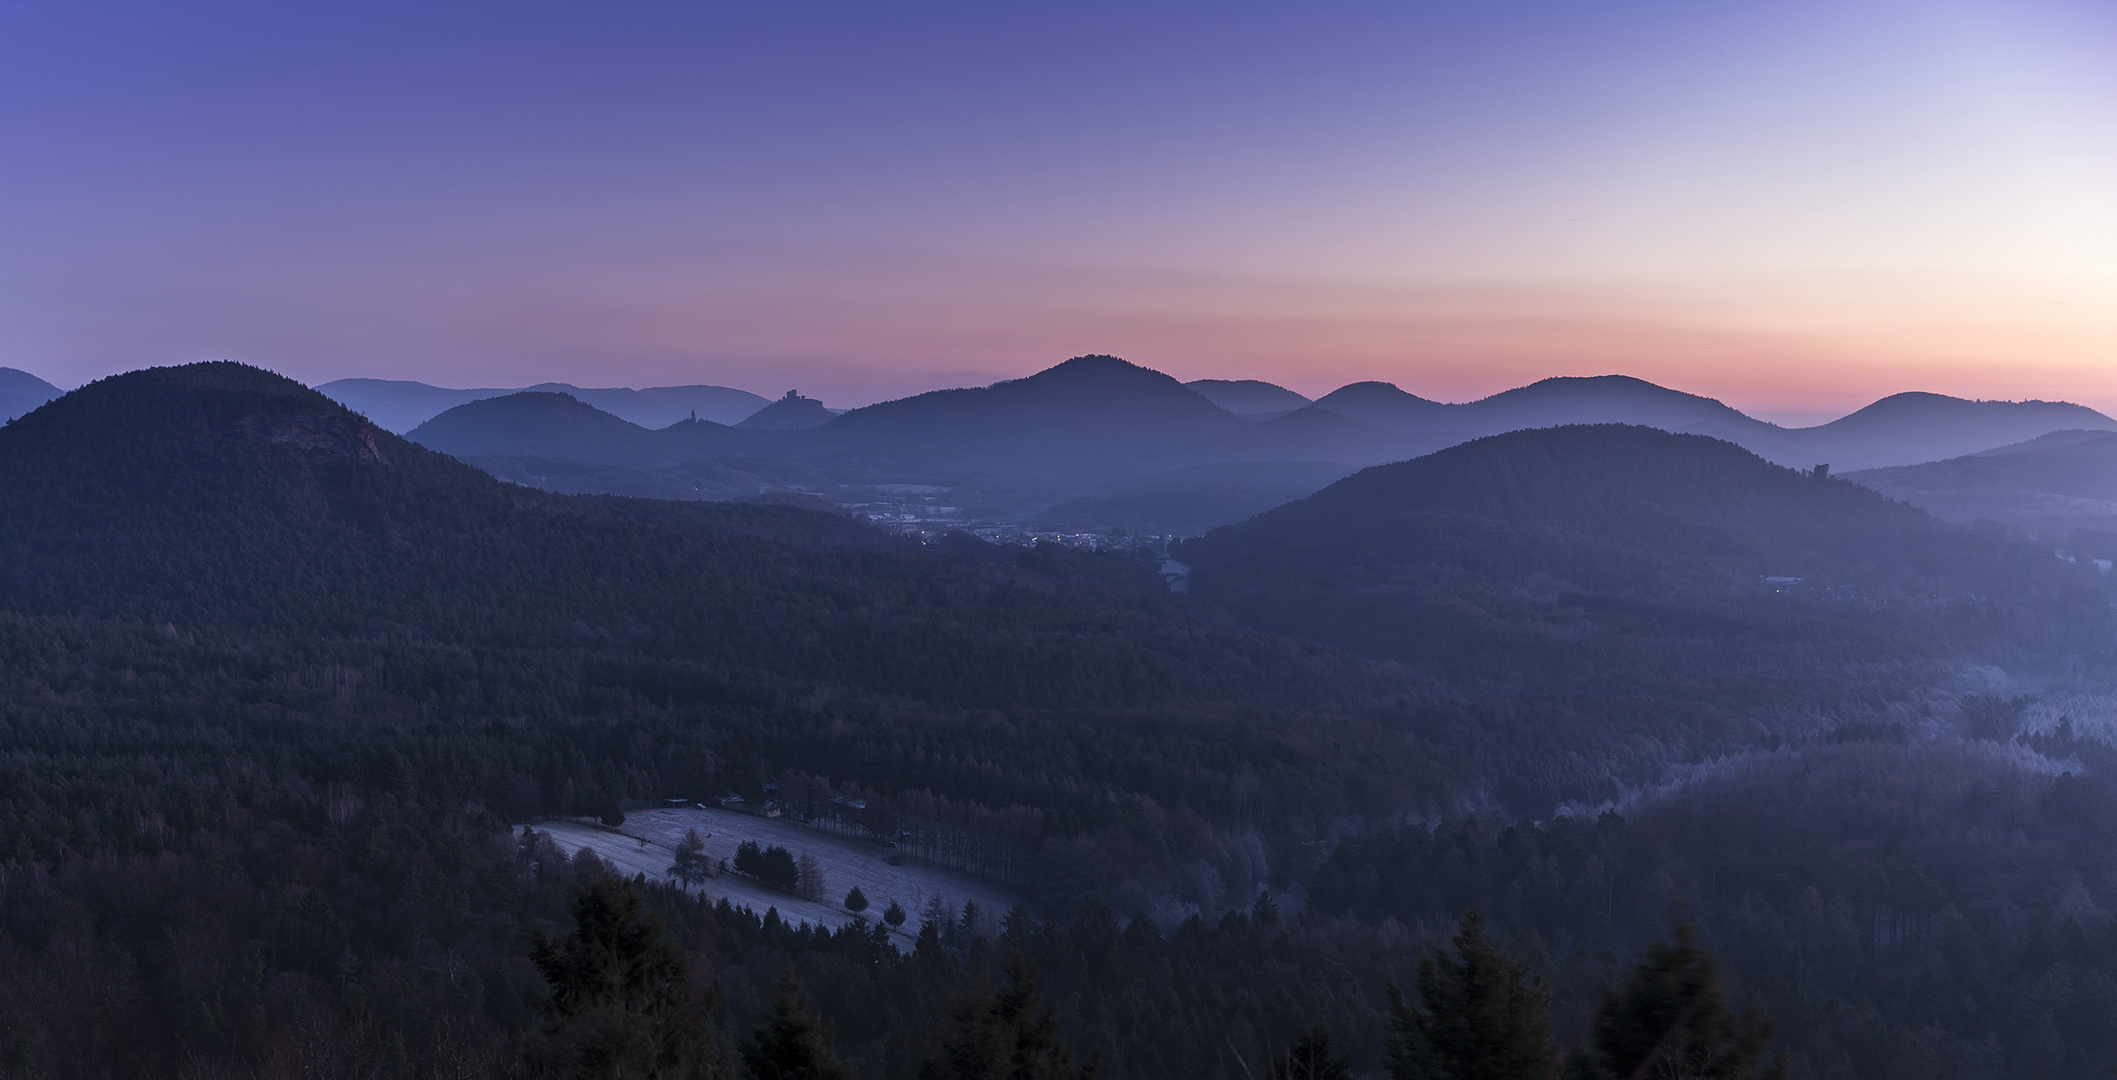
[1,1,2112,422]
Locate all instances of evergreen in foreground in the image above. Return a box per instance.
[528,877,716,1079]
[922,947,1097,1080]
[1568,921,1786,1080]
[742,971,853,1080]
[1385,909,1555,1080]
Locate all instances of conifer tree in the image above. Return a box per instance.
[1567,922,1785,1080]
[1385,909,1555,1080]
[1274,1024,1352,1080]
[920,947,1097,1080]
[740,970,851,1080]
[844,886,869,914]
[1251,891,1280,926]
[526,876,714,1079]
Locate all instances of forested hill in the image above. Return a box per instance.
[1180,424,2110,683]
[0,362,1415,710]
[405,389,679,463]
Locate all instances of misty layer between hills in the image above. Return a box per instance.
[318,356,2117,535]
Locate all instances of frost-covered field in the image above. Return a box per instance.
[531,807,1022,940]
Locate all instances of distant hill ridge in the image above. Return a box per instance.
[363,356,2117,531]
[406,390,679,464]
[339,359,2117,481]
[822,355,1237,450]
[1847,429,2117,535]
[0,367,61,423]
[1185,378,1313,416]
[319,377,772,432]
[1309,375,2116,471]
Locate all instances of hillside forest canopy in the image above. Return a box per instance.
[2,362,2117,1079]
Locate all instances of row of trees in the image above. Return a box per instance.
[531,876,1783,1080]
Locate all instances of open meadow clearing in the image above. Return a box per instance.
[532,807,1023,940]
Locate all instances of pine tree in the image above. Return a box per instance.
[740,970,851,1080]
[844,886,869,914]
[920,947,1097,1080]
[883,900,908,928]
[1385,909,1555,1080]
[1252,891,1280,926]
[735,841,764,877]
[526,876,714,1079]
[1274,1024,1352,1080]
[1568,922,1785,1080]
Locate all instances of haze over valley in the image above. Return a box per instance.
[198,357,2117,542]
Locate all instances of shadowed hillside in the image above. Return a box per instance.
[735,390,836,431]
[1181,424,2108,685]
[1847,429,2117,536]
[0,362,1421,710]
[407,390,674,464]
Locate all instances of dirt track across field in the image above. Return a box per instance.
[531,807,1021,941]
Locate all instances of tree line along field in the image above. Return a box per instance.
[531,807,1023,941]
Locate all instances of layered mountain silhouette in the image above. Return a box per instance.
[1789,394,2117,472]
[803,356,1442,488]
[1185,378,1312,417]
[0,362,1415,708]
[1311,376,2117,472]
[1847,430,2117,536]
[1180,424,2107,685]
[327,356,2117,534]
[0,367,60,423]
[1314,375,1769,439]
[407,391,679,464]
[819,355,1240,459]
[319,377,771,432]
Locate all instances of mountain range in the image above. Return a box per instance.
[317,377,772,431]
[1312,375,2117,472]
[388,357,2117,533]
[13,358,2114,537]
[1847,430,2117,540]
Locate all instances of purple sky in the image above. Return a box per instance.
[2,1,2112,419]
